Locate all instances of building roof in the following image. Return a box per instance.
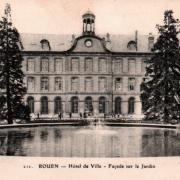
[105,34,152,52]
[82,10,95,18]
[20,33,157,53]
[20,33,73,52]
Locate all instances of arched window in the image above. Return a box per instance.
[54,97,62,114]
[85,97,93,113]
[128,97,135,114]
[41,96,48,114]
[87,20,91,32]
[115,97,121,114]
[71,97,78,113]
[127,41,137,51]
[40,39,50,50]
[27,96,34,113]
[99,97,106,113]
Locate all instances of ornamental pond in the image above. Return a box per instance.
[0,124,179,157]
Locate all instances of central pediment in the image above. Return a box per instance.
[68,35,110,53]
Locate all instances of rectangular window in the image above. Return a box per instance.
[27,77,35,91]
[85,58,93,72]
[128,59,135,73]
[115,78,122,91]
[55,77,63,91]
[114,59,122,73]
[99,58,107,72]
[27,58,35,72]
[99,77,107,91]
[71,77,79,91]
[141,59,147,73]
[55,58,63,72]
[71,58,79,72]
[41,58,49,72]
[128,78,135,91]
[85,77,93,91]
[41,77,49,91]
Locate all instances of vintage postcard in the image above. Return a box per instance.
[0,0,180,179]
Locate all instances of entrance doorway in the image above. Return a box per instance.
[84,97,93,115]
[71,96,79,113]
[99,97,106,113]
[115,97,122,114]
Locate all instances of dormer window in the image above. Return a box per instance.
[40,39,50,50]
[127,41,137,51]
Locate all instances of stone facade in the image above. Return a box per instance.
[21,11,154,118]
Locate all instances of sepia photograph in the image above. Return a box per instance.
[0,0,180,158]
[0,0,180,179]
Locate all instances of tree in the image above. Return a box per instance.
[0,4,27,124]
[141,10,180,123]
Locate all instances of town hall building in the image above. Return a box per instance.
[21,11,154,118]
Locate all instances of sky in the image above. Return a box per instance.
[0,0,180,35]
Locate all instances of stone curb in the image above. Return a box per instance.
[0,122,178,129]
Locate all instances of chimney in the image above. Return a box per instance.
[106,33,111,43]
[148,33,154,51]
[71,34,75,43]
[135,30,138,51]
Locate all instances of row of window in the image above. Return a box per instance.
[27,96,135,114]
[27,77,62,91]
[115,77,135,91]
[26,58,107,72]
[26,58,147,73]
[27,77,136,92]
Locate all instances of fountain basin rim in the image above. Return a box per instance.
[0,122,178,129]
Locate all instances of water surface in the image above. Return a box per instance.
[0,125,179,157]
